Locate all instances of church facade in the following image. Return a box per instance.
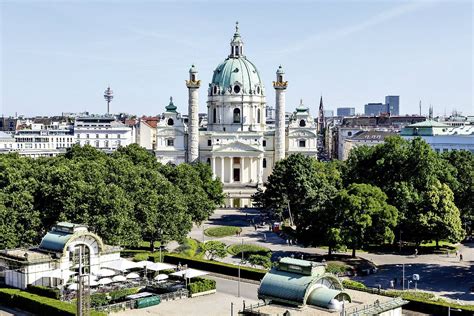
[154,24,318,207]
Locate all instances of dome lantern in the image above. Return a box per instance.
[230,21,244,58]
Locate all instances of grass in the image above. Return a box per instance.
[175,238,204,258]
[227,243,271,259]
[204,226,241,238]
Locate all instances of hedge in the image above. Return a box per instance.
[343,280,474,314]
[204,226,241,238]
[187,277,216,294]
[163,253,267,281]
[90,287,140,307]
[26,284,60,299]
[0,288,105,316]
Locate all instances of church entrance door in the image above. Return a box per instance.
[233,168,240,182]
[233,198,241,208]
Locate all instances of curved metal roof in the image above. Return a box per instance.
[39,231,73,252]
[307,287,351,309]
[258,269,314,305]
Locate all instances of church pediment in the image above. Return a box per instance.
[157,128,185,136]
[288,129,317,137]
[213,141,263,153]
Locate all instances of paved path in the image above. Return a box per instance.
[186,208,474,303]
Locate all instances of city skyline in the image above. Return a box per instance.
[1,0,472,117]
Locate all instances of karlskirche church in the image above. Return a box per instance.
[154,23,318,207]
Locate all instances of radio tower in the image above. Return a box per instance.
[104,86,114,115]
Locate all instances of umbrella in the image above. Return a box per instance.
[87,280,99,287]
[147,262,176,272]
[126,272,140,279]
[96,268,116,277]
[154,274,168,281]
[112,275,127,282]
[98,278,113,285]
[67,283,79,290]
[171,268,208,279]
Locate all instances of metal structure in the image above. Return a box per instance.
[104,86,114,115]
[69,245,91,316]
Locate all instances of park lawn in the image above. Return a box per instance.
[175,238,204,258]
[227,243,271,258]
[204,226,241,238]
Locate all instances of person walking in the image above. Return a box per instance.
[460,253,463,261]
[390,280,395,289]
[414,248,418,258]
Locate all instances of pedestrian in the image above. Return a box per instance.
[263,233,267,241]
[414,248,418,257]
[390,279,395,289]
[301,254,304,260]
[394,277,397,286]
[291,254,294,258]
[460,253,463,261]
[286,239,289,246]
[289,239,292,246]
[254,224,257,231]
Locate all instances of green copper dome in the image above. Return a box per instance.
[165,96,177,113]
[210,23,264,96]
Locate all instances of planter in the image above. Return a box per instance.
[190,289,216,298]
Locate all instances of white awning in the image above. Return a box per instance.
[102,258,142,272]
[170,268,208,279]
[67,283,79,290]
[96,268,117,277]
[146,262,176,272]
[112,275,127,282]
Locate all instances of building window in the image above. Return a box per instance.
[263,140,267,147]
[257,86,260,94]
[86,134,89,139]
[117,134,121,139]
[96,134,99,138]
[207,158,211,165]
[233,85,241,94]
[105,134,108,139]
[95,140,100,148]
[77,134,80,138]
[263,158,267,168]
[167,139,174,146]
[168,118,174,126]
[213,108,217,124]
[208,139,212,146]
[299,119,306,127]
[213,86,218,95]
[299,140,306,147]
[347,132,352,136]
[233,108,241,123]
[105,140,109,147]
[257,109,261,123]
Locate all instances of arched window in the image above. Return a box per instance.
[206,158,211,165]
[299,119,306,127]
[257,109,261,123]
[233,108,241,123]
[233,85,241,94]
[167,118,174,126]
[213,108,217,124]
[263,158,267,168]
[213,86,218,95]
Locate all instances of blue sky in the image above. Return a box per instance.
[1,0,472,117]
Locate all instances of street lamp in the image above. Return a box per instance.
[238,238,243,297]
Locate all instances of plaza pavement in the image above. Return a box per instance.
[181,208,474,303]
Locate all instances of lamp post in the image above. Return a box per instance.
[103,86,114,115]
[238,238,243,297]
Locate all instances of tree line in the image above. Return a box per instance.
[0,144,224,250]
[254,136,473,256]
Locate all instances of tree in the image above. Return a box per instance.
[248,254,271,269]
[441,150,474,232]
[418,181,464,247]
[201,241,227,260]
[336,183,398,257]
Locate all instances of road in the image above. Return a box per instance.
[186,208,474,303]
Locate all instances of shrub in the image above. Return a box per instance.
[163,253,266,281]
[204,226,241,237]
[201,240,227,260]
[0,288,105,316]
[227,244,271,259]
[108,287,140,302]
[90,293,109,307]
[133,252,151,262]
[248,254,271,269]
[187,278,216,294]
[175,238,203,258]
[326,261,350,274]
[342,279,367,289]
[26,284,60,299]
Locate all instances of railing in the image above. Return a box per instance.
[94,289,189,313]
[239,301,271,316]
[342,297,407,316]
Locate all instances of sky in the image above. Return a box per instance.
[1,0,472,117]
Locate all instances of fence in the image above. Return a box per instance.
[342,297,407,315]
[238,301,271,316]
[94,289,189,313]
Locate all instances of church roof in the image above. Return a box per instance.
[165,97,177,113]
